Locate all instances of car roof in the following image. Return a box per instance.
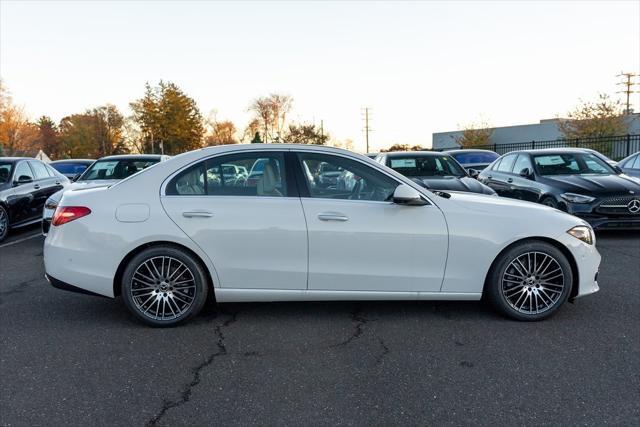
[95,154,169,161]
[381,151,443,157]
[444,149,498,154]
[0,157,35,162]
[503,147,600,156]
[50,159,95,164]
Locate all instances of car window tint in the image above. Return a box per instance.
[0,162,12,183]
[298,152,398,202]
[451,152,499,164]
[490,158,502,170]
[387,155,465,177]
[512,154,533,174]
[14,161,34,181]
[207,152,286,197]
[30,161,51,180]
[167,162,206,195]
[496,154,517,172]
[52,162,90,175]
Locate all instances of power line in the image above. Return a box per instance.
[361,107,372,153]
[616,72,638,114]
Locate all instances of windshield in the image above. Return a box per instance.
[80,159,160,181]
[450,151,499,165]
[533,153,614,176]
[387,155,466,177]
[0,162,12,183]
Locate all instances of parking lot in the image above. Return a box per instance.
[0,226,638,426]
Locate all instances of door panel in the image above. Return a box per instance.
[301,198,448,292]
[162,196,308,290]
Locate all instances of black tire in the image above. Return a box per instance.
[121,245,209,327]
[486,240,573,321]
[540,196,559,209]
[0,205,8,243]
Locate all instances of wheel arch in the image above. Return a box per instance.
[483,236,580,300]
[113,240,216,300]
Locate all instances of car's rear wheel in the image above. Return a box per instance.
[121,245,209,327]
[486,241,572,321]
[0,205,8,242]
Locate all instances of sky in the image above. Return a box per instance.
[1,0,639,152]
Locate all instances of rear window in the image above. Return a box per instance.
[450,152,499,165]
[80,159,159,181]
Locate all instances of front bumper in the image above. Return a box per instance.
[564,200,640,231]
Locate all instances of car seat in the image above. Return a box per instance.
[257,162,282,197]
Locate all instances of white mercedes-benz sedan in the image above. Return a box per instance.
[43,145,600,326]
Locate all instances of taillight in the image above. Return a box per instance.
[52,206,92,227]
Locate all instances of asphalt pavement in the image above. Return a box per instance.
[1,228,639,426]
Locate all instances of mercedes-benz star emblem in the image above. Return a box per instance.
[628,199,640,214]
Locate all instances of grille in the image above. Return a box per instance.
[597,195,640,216]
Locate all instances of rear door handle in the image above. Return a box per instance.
[318,212,349,221]
[34,184,40,189]
[507,178,513,183]
[182,211,213,218]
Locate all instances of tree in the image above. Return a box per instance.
[205,120,238,146]
[282,123,329,145]
[455,121,493,148]
[381,144,425,152]
[558,94,627,139]
[58,104,127,158]
[241,118,261,143]
[0,81,39,155]
[248,94,293,143]
[35,116,60,159]
[130,81,205,154]
[250,132,263,144]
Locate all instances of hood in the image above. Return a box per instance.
[412,176,494,195]
[539,174,640,196]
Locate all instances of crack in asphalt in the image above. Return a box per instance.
[330,305,368,348]
[146,311,239,427]
[374,337,390,365]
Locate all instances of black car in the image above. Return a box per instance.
[478,148,640,230]
[375,151,496,195]
[49,159,95,180]
[0,158,69,242]
[444,149,500,175]
[618,151,640,178]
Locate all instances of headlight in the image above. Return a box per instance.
[567,225,594,245]
[44,198,58,210]
[561,193,595,203]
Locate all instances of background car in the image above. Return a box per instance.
[477,148,640,230]
[375,151,496,195]
[42,154,169,234]
[44,145,600,326]
[444,149,500,175]
[49,159,95,180]
[1,157,68,242]
[618,151,640,178]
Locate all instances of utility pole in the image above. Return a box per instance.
[616,72,638,114]
[361,107,372,153]
[320,119,324,141]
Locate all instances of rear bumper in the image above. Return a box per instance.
[45,274,106,297]
[42,218,51,235]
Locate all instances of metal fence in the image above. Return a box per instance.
[456,134,640,160]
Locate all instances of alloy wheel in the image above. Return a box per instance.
[501,251,565,315]
[130,256,197,321]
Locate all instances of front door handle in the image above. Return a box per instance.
[182,211,213,218]
[318,212,349,222]
[507,178,513,183]
[34,184,40,190]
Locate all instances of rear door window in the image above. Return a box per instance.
[29,161,51,180]
[496,154,517,173]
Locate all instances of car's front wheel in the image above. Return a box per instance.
[121,245,209,327]
[0,205,9,242]
[486,240,572,321]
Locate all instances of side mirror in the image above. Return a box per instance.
[519,168,533,179]
[613,165,623,174]
[393,184,428,206]
[468,168,479,179]
[72,173,81,182]
[14,175,33,186]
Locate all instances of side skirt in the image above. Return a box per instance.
[215,288,482,303]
